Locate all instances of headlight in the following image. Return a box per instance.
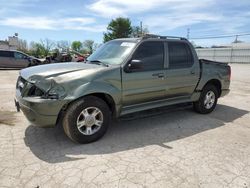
[28,86,44,97]
[46,84,65,99]
[28,76,66,99]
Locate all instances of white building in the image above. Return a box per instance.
[0,36,19,50]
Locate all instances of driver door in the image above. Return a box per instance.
[121,41,166,106]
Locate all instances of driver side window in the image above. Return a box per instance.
[133,41,164,71]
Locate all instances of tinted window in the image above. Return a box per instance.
[168,42,194,69]
[14,52,26,59]
[133,41,164,71]
[0,51,13,57]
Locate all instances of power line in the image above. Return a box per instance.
[190,33,250,40]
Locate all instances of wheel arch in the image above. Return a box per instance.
[86,93,116,116]
[204,79,222,97]
[56,92,117,126]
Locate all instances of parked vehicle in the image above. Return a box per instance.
[15,35,231,143]
[45,50,86,64]
[70,50,87,62]
[0,50,44,69]
[45,51,72,64]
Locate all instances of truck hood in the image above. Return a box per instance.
[20,62,102,80]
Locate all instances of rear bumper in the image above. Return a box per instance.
[16,90,68,128]
[220,89,230,97]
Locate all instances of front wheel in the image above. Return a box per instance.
[62,96,111,144]
[193,84,218,114]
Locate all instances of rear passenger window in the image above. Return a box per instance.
[168,42,194,69]
[0,51,13,57]
[133,41,164,71]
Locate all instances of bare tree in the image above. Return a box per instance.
[17,39,28,53]
[40,38,55,56]
[83,40,98,54]
[29,39,55,57]
[57,40,71,51]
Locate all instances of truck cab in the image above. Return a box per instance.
[120,36,200,111]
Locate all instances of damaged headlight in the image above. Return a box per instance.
[45,84,65,99]
[28,75,66,99]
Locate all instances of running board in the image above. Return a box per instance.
[120,96,191,116]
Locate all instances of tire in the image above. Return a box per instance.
[62,96,111,144]
[193,84,218,114]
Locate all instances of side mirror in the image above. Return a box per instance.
[125,59,143,72]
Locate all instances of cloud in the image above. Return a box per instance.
[88,0,223,33]
[0,16,105,32]
[88,0,215,18]
[0,0,249,44]
[88,0,250,37]
[0,0,37,6]
[144,13,222,32]
[88,0,158,17]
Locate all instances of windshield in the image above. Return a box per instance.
[87,40,137,65]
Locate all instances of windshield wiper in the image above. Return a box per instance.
[88,60,109,67]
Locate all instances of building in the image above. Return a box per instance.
[0,36,19,50]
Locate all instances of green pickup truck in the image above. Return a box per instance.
[15,35,231,143]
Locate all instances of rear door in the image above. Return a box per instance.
[165,41,200,97]
[122,41,166,106]
[0,51,14,68]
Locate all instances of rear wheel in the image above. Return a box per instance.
[62,96,111,143]
[193,84,218,114]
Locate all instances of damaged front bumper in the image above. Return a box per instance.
[15,76,69,128]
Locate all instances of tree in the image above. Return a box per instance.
[83,40,98,54]
[17,39,28,53]
[56,40,71,51]
[103,17,132,42]
[29,42,45,57]
[40,38,55,56]
[71,41,82,52]
[29,39,54,57]
[131,26,149,37]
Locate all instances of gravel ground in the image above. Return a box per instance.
[0,64,250,188]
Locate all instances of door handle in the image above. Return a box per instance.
[152,73,164,78]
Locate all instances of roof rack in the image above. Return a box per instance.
[142,34,187,40]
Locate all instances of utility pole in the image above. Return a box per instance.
[235,35,238,43]
[140,21,143,37]
[187,28,190,40]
